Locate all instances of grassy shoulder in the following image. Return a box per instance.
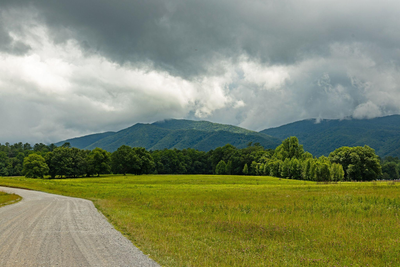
[0,175,399,266]
[0,191,21,207]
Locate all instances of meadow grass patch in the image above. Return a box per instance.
[0,175,399,266]
[0,191,21,207]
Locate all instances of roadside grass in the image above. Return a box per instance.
[0,175,400,266]
[0,191,21,207]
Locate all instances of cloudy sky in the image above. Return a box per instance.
[1,0,400,144]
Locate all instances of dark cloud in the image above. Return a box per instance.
[3,0,400,74]
[0,15,31,55]
[0,0,400,143]
[0,2,313,72]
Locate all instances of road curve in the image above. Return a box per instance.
[0,186,160,267]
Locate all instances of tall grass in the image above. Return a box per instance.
[0,175,399,266]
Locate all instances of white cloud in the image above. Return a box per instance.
[353,102,382,119]
[206,42,400,130]
[240,60,290,91]
[0,18,235,143]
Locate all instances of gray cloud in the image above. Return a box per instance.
[3,0,395,75]
[0,0,400,143]
[0,12,31,55]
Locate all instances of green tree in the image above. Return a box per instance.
[45,147,88,178]
[226,160,233,175]
[209,144,236,172]
[132,147,155,175]
[0,151,8,173]
[290,158,302,180]
[61,142,71,148]
[23,143,32,151]
[34,143,50,153]
[309,160,317,181]
[274,136,304,161]
[263,162,270,176]
[70,148,89,178]
[88,148,111,176]
[329,146,382,181]
[111,146,155,175]
[6,157,22,176]
[331,163,344,182]
[112,145,140,175]
[259,163,265,175]
[382,162,399,180]
[215,160,227,175]
[243,163,249,175]
[316,162,331,182]
[280,158,291,178]
[268,160,282,177]
[48,143,57,152]
[23,154,49,178]
[250,161,258,175]
[151,149,186,174]
[45,147,72,178]
[302,159,312,180]
[302,152,313,160]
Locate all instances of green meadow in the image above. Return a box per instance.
[0,191,21,207]
[1,175,400,266]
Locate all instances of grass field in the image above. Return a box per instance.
[0,175,399,266]
[0,191,21,207]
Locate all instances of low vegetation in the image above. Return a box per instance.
[1,136,390,181]
[0,191,21,207]
[1,175,400,266]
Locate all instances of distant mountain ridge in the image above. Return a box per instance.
[56,119,281,152]
[57,116,400,157]
[261,115,400,158]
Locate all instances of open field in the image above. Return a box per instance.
[0,175,400,266]
[0,191,21,208]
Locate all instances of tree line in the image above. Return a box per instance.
[0,142,56,176]
[0,137,389,181]
[381,156,400,180]
[239,137,382,182]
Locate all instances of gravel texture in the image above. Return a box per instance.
[0,186,160,267]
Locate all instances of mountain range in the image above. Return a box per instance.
[56,119,281,152]
[56,115,400,158]
[261,115,400,158]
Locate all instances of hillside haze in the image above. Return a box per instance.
[56,119,281,152]
[261,115,400,158]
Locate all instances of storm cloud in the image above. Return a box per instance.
[1,0,400,143]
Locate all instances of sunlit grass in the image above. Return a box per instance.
[0,175,399,266]
[0,191,21,207]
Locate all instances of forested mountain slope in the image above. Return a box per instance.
[152,119,252,134]
[261,115,400,158]
[57,119,281,152]
[55,132,115,149]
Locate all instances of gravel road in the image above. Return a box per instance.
[0,186,160,267]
